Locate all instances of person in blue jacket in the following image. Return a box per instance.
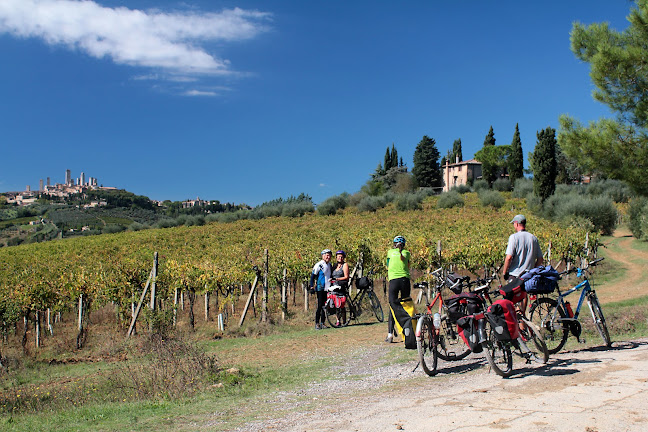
[310,249,333,329]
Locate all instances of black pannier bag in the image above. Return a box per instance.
[446,292,484,324]
[445,272,466,294]
[355,276,372,291]
[499,278,526,303]
[456,315,483,353]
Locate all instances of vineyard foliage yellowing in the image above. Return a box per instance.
[0,195,594,323]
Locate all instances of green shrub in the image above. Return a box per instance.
[357,195,389,212]
[554,184,586,195]
[395,193,423,211]
[513,178,534,198]
[102,224,125,234]
[586,179,634,203]
[628,197,648,240]
[184,215,206,226]
[437,191,464,209]
[473,180,489,191]
[281,201,314,217]
[526,193,543,214]
[317,193,350,216]
[155,218,178,228]
[492,178,512,192]
[550,195,618,235]
[450,184,471,194]
[128,222,149,231]
[478,190,505,208]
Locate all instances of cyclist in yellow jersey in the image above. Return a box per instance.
[385,235,411,343]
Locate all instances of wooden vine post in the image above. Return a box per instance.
[281,268,288,321]
[238,270,260,327]
[35,310,41,348]
[173,288,179,326]
[149,252,158,312]
[126,252,157,339]
[205,290,210,322]
[303,282,309,312]
[262,249,269,323]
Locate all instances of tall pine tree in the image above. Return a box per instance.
[532,127,557,202]
[508,123,524,185]
[412,136,441,188]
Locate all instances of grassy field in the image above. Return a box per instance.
[0,226,646,431]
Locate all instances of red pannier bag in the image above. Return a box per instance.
[485,299,520,341]
[499,278,527,304]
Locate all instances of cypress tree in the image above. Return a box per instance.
[532,127,557,202]
[509,123,524,184]
[412,136,441,188]
[390,144,398,169]
[483,126,496,147]
[383,147,391,173]
[452,139,463,163]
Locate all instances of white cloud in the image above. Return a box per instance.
[0,0,271,75]
[184,89,218,97]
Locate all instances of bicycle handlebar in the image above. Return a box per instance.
[559,257,605,276]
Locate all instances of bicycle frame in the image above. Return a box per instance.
[547,273,593,325]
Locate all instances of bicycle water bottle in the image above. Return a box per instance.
[565,301,574,318]
[433,313,441,329]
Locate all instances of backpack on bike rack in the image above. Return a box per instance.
[499,278,526,303]
[390,296,418,350]
[456,315,483,353]
[520,265,560,294]
[446,292,484,324]
[485,299,520,341]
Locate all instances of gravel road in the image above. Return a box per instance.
[232,337,648,432]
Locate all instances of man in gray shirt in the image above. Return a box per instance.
[502,214,544,281]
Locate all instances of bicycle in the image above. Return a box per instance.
[481,283,549,377]
[528,257,611,354]
[415,268,473,376]
[325,270,384,327]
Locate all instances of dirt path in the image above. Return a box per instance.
[595,227,648,303]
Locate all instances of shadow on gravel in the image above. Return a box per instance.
[507,357,602,379]
[569,340,645,353]
[435,359,486,376]
[505,341,648,379]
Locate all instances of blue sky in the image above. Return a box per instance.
[0,0,633,206]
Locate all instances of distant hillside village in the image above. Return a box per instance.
[1,169,218,210]
[3,169,112,207]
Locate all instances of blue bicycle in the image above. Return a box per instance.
[528,257,611,354]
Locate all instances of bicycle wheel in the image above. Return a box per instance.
[528,297,569,354]
[417,317,438,376]
[518,318,549,364]
[587,293,611,347]
[435,316,471,361]
[482,325,513,377]
[368,291,384,322]
[325,299,351,328]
